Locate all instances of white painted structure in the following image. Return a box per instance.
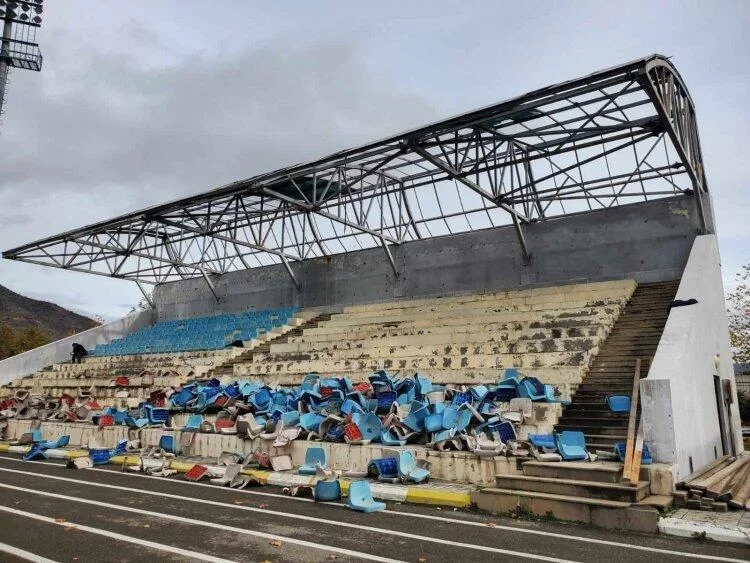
[641,235,742,479]
[0,309,154,385]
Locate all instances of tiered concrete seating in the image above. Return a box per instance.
[237,280,637,390]
[0,310,320,406]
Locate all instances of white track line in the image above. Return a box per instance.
[0,472,572,563]
[0,505,232,563]
[0,482,402,563]
[0,457,746,562]
[0,540,58,563]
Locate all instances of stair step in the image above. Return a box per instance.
[555,425,629,435]
[636,494,674,512]
[522,460,624,483]
[470,487,658,532]
[494,474,649,502]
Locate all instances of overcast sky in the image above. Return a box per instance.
[0,1,748,320]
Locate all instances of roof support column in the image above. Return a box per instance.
[199,266,221,303]
[135,280,155,309]
[381,238,399,278]
[280,255,301,291]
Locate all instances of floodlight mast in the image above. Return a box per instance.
[0,0,44,124]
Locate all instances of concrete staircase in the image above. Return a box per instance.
[472,461,658,532]
[554,280,680,451]
[471,281,681,531]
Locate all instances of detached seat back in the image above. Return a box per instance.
[555,430,588,461]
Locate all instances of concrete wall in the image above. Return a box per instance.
[641,234,742,479]
[0,309,155,385]
[155,196,706,320]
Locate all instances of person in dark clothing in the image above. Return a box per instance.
[71,343,88,364]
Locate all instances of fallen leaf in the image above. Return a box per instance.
[269,539,283,547]
[14,501,20,505]
[259,503,269,509]
[233,500,247,505]
[485,522,497,528]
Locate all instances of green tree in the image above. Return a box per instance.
[0,324,50,360]
[728,262,750,363]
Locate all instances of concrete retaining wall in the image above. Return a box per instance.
[641,234,743,479]
[0,309,155,385]
[154,196,705,321]
[4,419,520,485]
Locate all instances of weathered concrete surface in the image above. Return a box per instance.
[154,196,702,321]
[641,234,743,479]
[5,418,560,485]
[2,455,747,561]
[0,309,155,385]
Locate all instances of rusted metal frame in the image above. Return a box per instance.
[640,66,707,233]
[412,126,653,195]
[507,166,685,203]
[411,144,530,263]
[153,216,302,263]
[504,131,655,199]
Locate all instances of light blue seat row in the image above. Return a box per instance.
[92,307,299,356]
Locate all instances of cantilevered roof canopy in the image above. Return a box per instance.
[3,54,709,288]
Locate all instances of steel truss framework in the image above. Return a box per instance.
[3,54,709,290]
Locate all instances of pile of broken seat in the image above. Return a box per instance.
[2,369,568,460]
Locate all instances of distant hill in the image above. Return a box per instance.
[0,284,100,342]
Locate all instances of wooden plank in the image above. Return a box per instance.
[621,357,641,479]
[630,419,644,486]
[677,455,733,489]
[693,457,749,493]
[719,462,750,504]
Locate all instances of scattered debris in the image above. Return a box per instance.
[1,370,568,463]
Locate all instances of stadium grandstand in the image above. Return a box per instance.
[0,54,741,524]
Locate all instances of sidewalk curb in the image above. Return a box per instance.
[658,517,750,545]
[0,444,472,508]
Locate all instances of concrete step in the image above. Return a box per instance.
[470,488,658,532]
[584,434,627,447]
[559,411,630,420]
[555,425,628,436]
[522,460,623,483]
[494,474,650,502]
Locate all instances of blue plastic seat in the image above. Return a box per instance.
[314,479,342,502]
[518,377,546,401]
[39,435,70,449]
[347,481,386,512]
[606,395,631,413]
[528,433,557,450]
[299,447,328,475]
[555,431,588,461]
[613,442,652,465]
[183,414,203,431]
[397,450,430,484]
[24,443,48,461]
[355,412,382,441]
[159,435,178,453]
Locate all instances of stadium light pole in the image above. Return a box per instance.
[0,0,44,126]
